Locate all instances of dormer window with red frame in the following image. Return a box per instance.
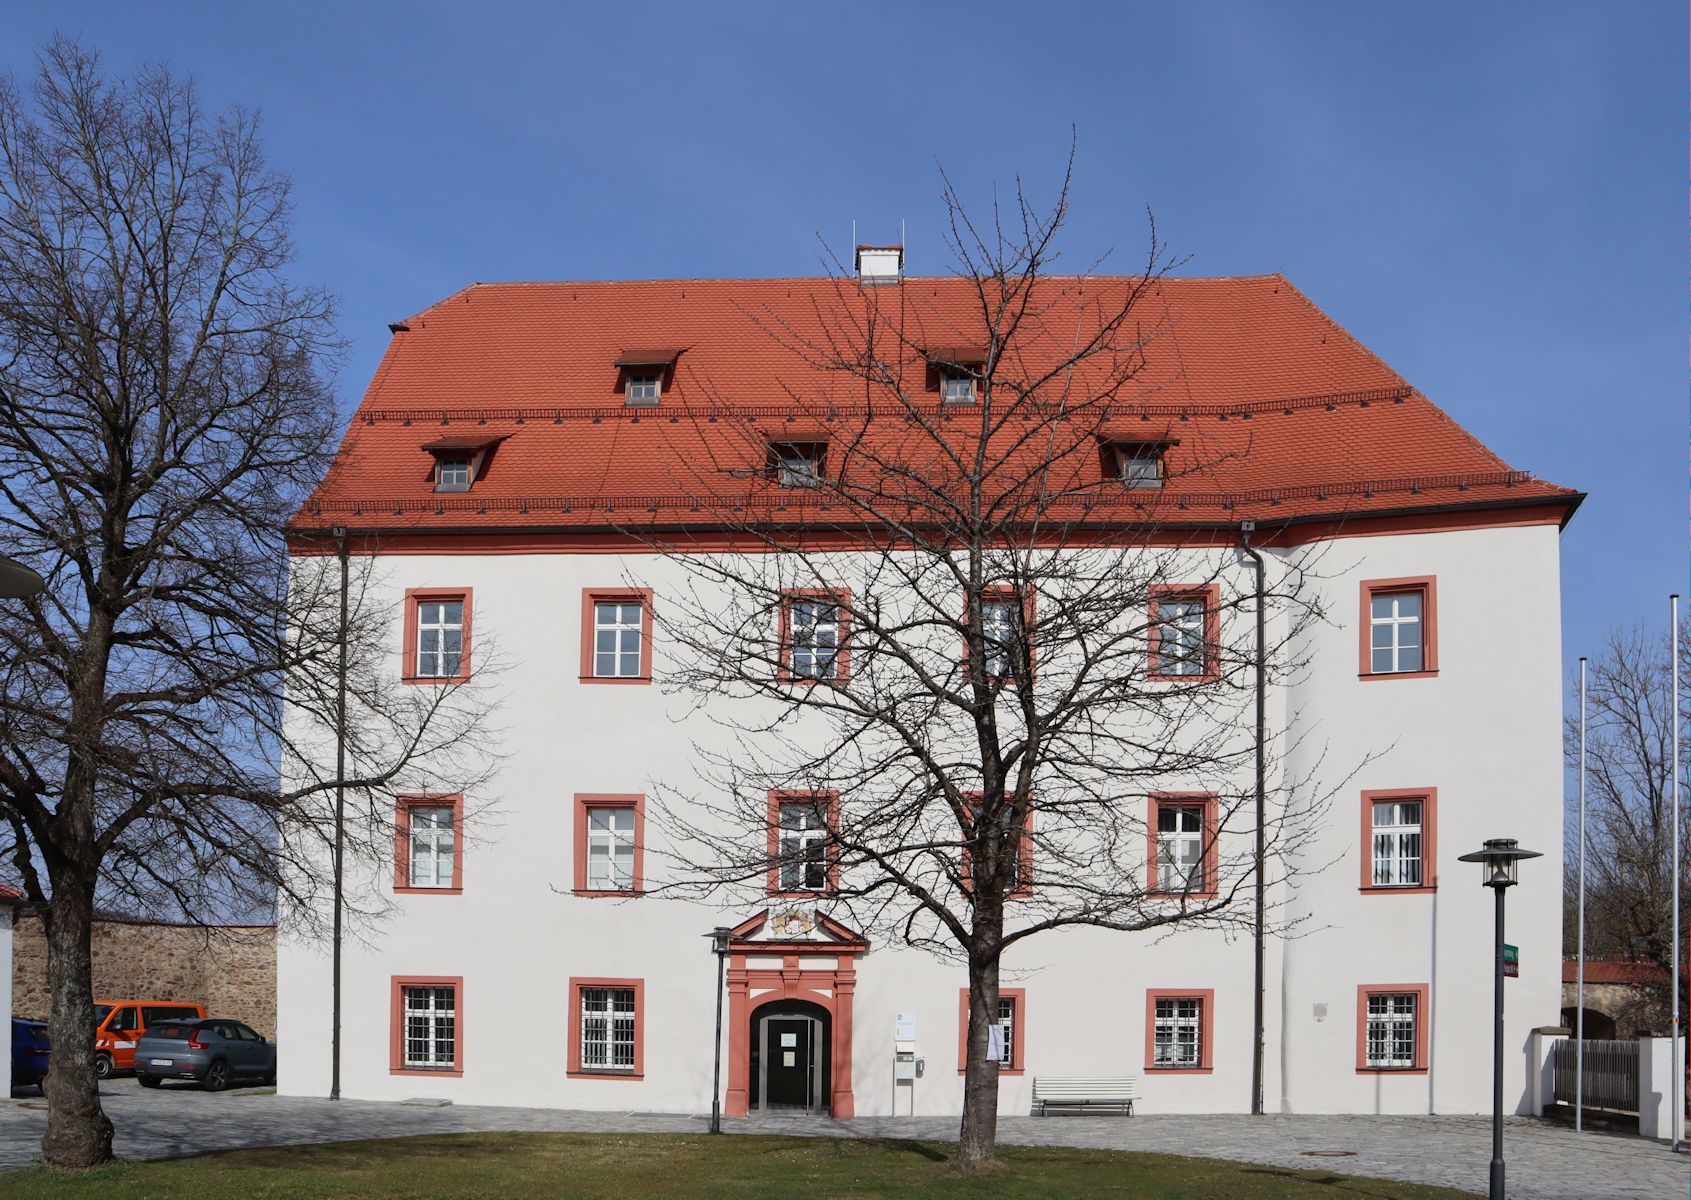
[769,441,827,489]
[614,348,681,407]
[1100,440,1173,490]
[926,346,987,405]
[422,435,505,494]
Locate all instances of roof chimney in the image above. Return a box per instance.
[855,244,903,286]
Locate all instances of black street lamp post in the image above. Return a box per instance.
[705,926,732,1133]
[1457,837,1541,1200]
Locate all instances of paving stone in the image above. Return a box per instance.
[0,1085,1681,1198]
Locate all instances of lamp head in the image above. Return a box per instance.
[705,925,732,954]
[1457,837,1542,889]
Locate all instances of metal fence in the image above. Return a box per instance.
[1550,1038,1638,1112]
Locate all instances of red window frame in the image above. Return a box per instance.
[402,588,473,684]
[1146,792,1220,899]
[766,790,840,897]
[779,588,852,684]
[1359,576,1438,680]
[1359,788,1437,895]
[1144,987,1215,1074]
[963,585,1036,680]
[955,986,1026,1075]
[580,588,655,684]
[573,793,646,896]
[960,792,1034,899]
[389,975,463,1077]
[567,976,645,1079]
[1355,983,1431,1074]
[1147,583,1221,682]
[394,794,465,894]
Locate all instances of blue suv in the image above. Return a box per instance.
[11,1018,50,1093]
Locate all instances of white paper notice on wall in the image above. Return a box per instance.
[783,1051,796,1067]
[781,1033,797,1048]
[987,1023,1006,1062]
[894,1012,917,1041]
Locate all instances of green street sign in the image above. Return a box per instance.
[1503,943,1519,978]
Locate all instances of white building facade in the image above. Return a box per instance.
[277,272,1580,1119]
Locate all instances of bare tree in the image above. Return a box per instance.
[641,162,1339,1167]
[1564,621,1689,1033]
[0,41,492,1168]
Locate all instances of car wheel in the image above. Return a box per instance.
[137,1075,161,1089]
[202,1059,229,1092]
[94,1053,112,1081]
[262,1066,276,1087]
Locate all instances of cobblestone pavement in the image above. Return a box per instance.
[1,1083,1682,1198]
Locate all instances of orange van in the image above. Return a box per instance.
[93,1000,206,1078]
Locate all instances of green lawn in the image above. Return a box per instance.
[1,1132,1477,1199]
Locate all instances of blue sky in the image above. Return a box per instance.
[4,3,1684,664]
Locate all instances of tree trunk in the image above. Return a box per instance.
[41,883,113,1168]
[956,956,1001,1170]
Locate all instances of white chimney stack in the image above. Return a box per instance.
[855,244,903,285]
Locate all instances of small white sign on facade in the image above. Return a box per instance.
[894,1011,917,1041]
[780,1033,797,1048]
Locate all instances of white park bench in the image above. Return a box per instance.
[1032,1074,1138,1116]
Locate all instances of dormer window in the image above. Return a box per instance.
[769,442,826,489]
[927,346,987,405]
[625,374,661,406]
[941,373,976,405]
[435,457,472,492]
[1101,440,1173,490]
[422,435,506,494]
[614,348,682,407]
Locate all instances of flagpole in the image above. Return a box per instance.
[1576,655,1587,1133]
[1671,594,1681,1152]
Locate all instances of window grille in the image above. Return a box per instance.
[402,985,456,1069]
[579,986,637,1071]
[1365,992,1418,1068]
[1153,997,1203,1068]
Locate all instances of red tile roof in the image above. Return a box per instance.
[1562,960,1670,986]
[291,274,1579,539]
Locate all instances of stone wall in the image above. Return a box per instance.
[11,913,276,1038]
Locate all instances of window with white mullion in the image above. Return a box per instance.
[586,806,636,890]
[594,601,644,678]
[980,599,1021,678]
[1157,804,1206,893]
[1369,591,1424,674]
[994,997,1016,1065]
[789,600,840,680]
[1370,800,1424,887]
[1365,993,1418,1068]
[402,986,456,1069]
[407,806,455,888]
[1156,597,1208,676]
[416,600,464,678]
[778,802,829,891]
[579,987,637,1071]
[1153,997,1202,1068]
